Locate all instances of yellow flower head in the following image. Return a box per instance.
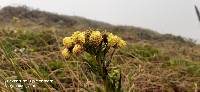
[71,31,85,44]
[107,33,120,47]
[89,31,103,46]
[63,37,74,48]
[62,48,70,58]
[72,44,83,55]
[116,38,127,48]
[107,33,126,48]
[71,31,81,38]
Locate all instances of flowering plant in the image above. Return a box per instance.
[62,29,126,92]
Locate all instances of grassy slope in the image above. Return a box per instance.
[0,6,200,91]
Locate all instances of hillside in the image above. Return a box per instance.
[1,6,196,43]
[0,6,200,92]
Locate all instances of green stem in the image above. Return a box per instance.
[95,45,116,92]
[105,77,115,92]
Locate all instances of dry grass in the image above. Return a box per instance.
[0,6,200,92]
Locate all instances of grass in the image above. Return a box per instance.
[1,28,200,91]
[0,6,200,92]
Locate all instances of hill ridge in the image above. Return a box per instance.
[0,6,196,45]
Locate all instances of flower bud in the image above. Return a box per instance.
[62,48,70,58]
[72,44,83,55]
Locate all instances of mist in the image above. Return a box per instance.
[1,0,200,42]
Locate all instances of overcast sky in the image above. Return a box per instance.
[1,0,200,42]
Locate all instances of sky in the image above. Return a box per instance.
[0,0,200,42]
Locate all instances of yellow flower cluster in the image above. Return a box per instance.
[89,31,103,46]
[107,33,126,48]
[63,37,73,48]
[71,31,85,44]
[62,31,85,58]
[61,30,126,58]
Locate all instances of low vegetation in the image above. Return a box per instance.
[0,6,200,92]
